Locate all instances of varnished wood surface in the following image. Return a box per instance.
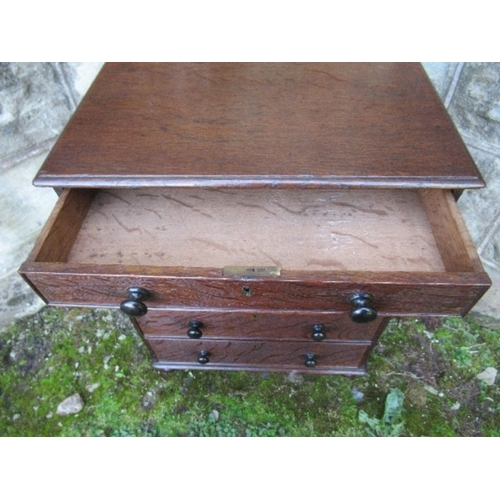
[66,188,445,273]
[421,189,485,273]
[29,189,95,263]
[138,308,384,342]
[34,63,483,189]
[145,338,370,371]
[20,264,490,316]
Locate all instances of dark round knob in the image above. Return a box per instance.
[349,292,377,323]
[311,324,326,341]
[305,353,317,368]
[197,350,209,364]
[187,321,203,339]
[120,286,151,317]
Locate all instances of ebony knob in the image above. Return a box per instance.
[311,324,326,341]
[305,353,317,368]
[349,292,377,323]
[187,321,203,339]
[197,350,209,364]
[120,286,151,317]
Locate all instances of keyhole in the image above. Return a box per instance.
[242,286,252,297]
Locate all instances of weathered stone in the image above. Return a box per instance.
[476,367,497,386]
[457,148,500,247]
[443,64,500,325]
[0,63,73,167]
[422,62,459,100]
[286,370,304,383]
[470,263,500,326]
[0,153,57,275]
[0,271,45,330]
[56,394,85,416]
[483,226,500,264]
[141,391,156,409]
[0,152,58,328]
[425,385,439,396]
[351,387,365,403]
[63,63,104,99]
[448,62,500,151]
[86,383,100,393]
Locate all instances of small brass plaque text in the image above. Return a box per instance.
[223,266,281,278]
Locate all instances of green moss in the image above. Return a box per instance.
[1,309,499,436]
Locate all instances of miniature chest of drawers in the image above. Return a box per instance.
[20,63,491,375]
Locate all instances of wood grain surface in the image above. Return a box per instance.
[138,308,385,341]
[20,265,490,316]
[146,338,370,372]
[34,63,483,189]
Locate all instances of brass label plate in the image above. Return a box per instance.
[223,266,281,278]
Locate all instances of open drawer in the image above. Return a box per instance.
[20,187,490,317]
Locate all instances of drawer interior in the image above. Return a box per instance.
[33,187,481,274]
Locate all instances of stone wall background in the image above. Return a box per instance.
[0,62,498,329]
[0,63,104,329]
[423,63,500,324]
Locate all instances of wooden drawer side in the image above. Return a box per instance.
[29,189,96,264]
[420,189,484,273]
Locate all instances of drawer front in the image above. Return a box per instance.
[22,269,489,317]
[146,338,371,374]
[137,309,385,342]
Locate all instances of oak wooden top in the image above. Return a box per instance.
[34,63,483,189]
